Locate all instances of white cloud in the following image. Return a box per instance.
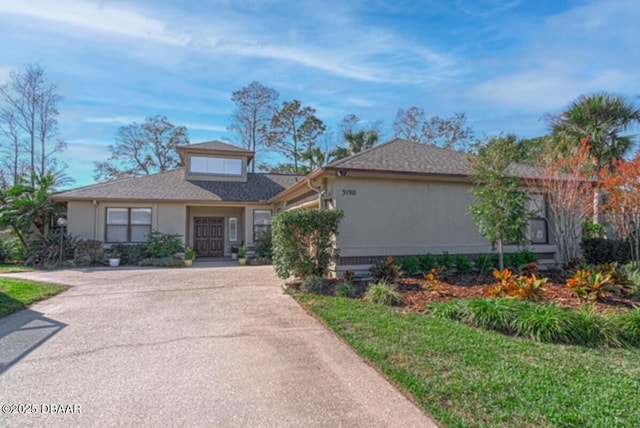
[183,122,227,132]
[0,0,188,45]
[469,0,640,113]
[85,116,144,125]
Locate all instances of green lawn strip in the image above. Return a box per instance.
[297,295,640,428]
[0,277,69,317]
[0,264,35,273]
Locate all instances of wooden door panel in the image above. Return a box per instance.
[194,217,224,257]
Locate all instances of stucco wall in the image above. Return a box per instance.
[66,201,187,244]
[330,177,556,258]
[67,201,99,240]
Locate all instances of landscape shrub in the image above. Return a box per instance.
[566,268,620,302]
[400,256,420,276]
[27,229,78,266]
[453,254,474,274]
[75,240,104,265]
[301,275,325,294]
[0,237,22,263]
[334,281,355,298]
[418,254,436,272]
[370,256,402,282]
[473,254,500,274]
[365,282,402,306]
[272,209,344,279]
[581,238,631,265]
[147,231,184,258]
[138,257,184,267]
[485,269,547,302]
[436,252,454,270]
[112,243,149,265]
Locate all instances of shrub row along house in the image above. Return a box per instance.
[52,139,557,274]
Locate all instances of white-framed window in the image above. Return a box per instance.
[229,217,238,242]
[106,208,152,243]
[528,195,548,244]
[190,156,242,175]
[254,210,272,241]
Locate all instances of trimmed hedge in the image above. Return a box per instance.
[272,209,344,279]
[581,238,631,265]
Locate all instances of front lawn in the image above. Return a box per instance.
[298,295,640,427]
[0,277,69,318]
[0,264,35,273]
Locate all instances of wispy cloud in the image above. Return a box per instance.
[0,0,188,45]
[85,116,144,125]
[469,0,640,114]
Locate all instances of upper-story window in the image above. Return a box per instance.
[190,156,242,175]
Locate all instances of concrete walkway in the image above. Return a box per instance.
[0,266,437,427]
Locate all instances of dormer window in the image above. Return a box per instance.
[190,156,243,176]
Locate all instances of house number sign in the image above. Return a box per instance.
[342,189,357,196]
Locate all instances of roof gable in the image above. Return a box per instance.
[177,140,254,163]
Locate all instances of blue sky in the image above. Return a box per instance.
[1,0,638,187]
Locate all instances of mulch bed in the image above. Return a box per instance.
[399,273,640,313]
[286,273,640,314]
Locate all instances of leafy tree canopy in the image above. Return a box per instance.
[94,115,189,181]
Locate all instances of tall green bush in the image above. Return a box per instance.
[272,209,344,279]
[147,231,183,258]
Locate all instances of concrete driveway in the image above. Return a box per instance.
[0,265,437,427]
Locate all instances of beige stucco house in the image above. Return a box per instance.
[52,142,301,257]
[53,139,557,271]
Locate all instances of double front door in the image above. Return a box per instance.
[194,217,224,257]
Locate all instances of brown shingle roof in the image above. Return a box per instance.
[53,169,302,202]
[326,138,540,179]
[179,140,253,154]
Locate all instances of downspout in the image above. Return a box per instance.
[307,178,324,209]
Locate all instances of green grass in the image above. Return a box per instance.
[0,277,69,318]
[297,295,640,427]
[0,264,34,273]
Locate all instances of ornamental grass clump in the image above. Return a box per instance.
[465,298,521,333]
[511,303,569,343]
[301,275,325,295]
[334,281,355,298]
[365,281,402,306]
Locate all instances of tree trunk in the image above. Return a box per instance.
[592,187,600,225]
[498,238,504,271]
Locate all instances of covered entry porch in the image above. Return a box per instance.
[184,204,272,258]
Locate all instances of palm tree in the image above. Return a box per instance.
[551,93,640,223]
[332,130,379,161]
[0,173,64,248]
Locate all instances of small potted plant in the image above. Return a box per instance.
[184,247,196,267]
[230,246,239,260]
[238,246,248,265]
[109,249,121,267]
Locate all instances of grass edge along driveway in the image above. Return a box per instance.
[297,295,640,428]
[0,277,69,318]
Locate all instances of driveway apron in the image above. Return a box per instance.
[0,266,437,427]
